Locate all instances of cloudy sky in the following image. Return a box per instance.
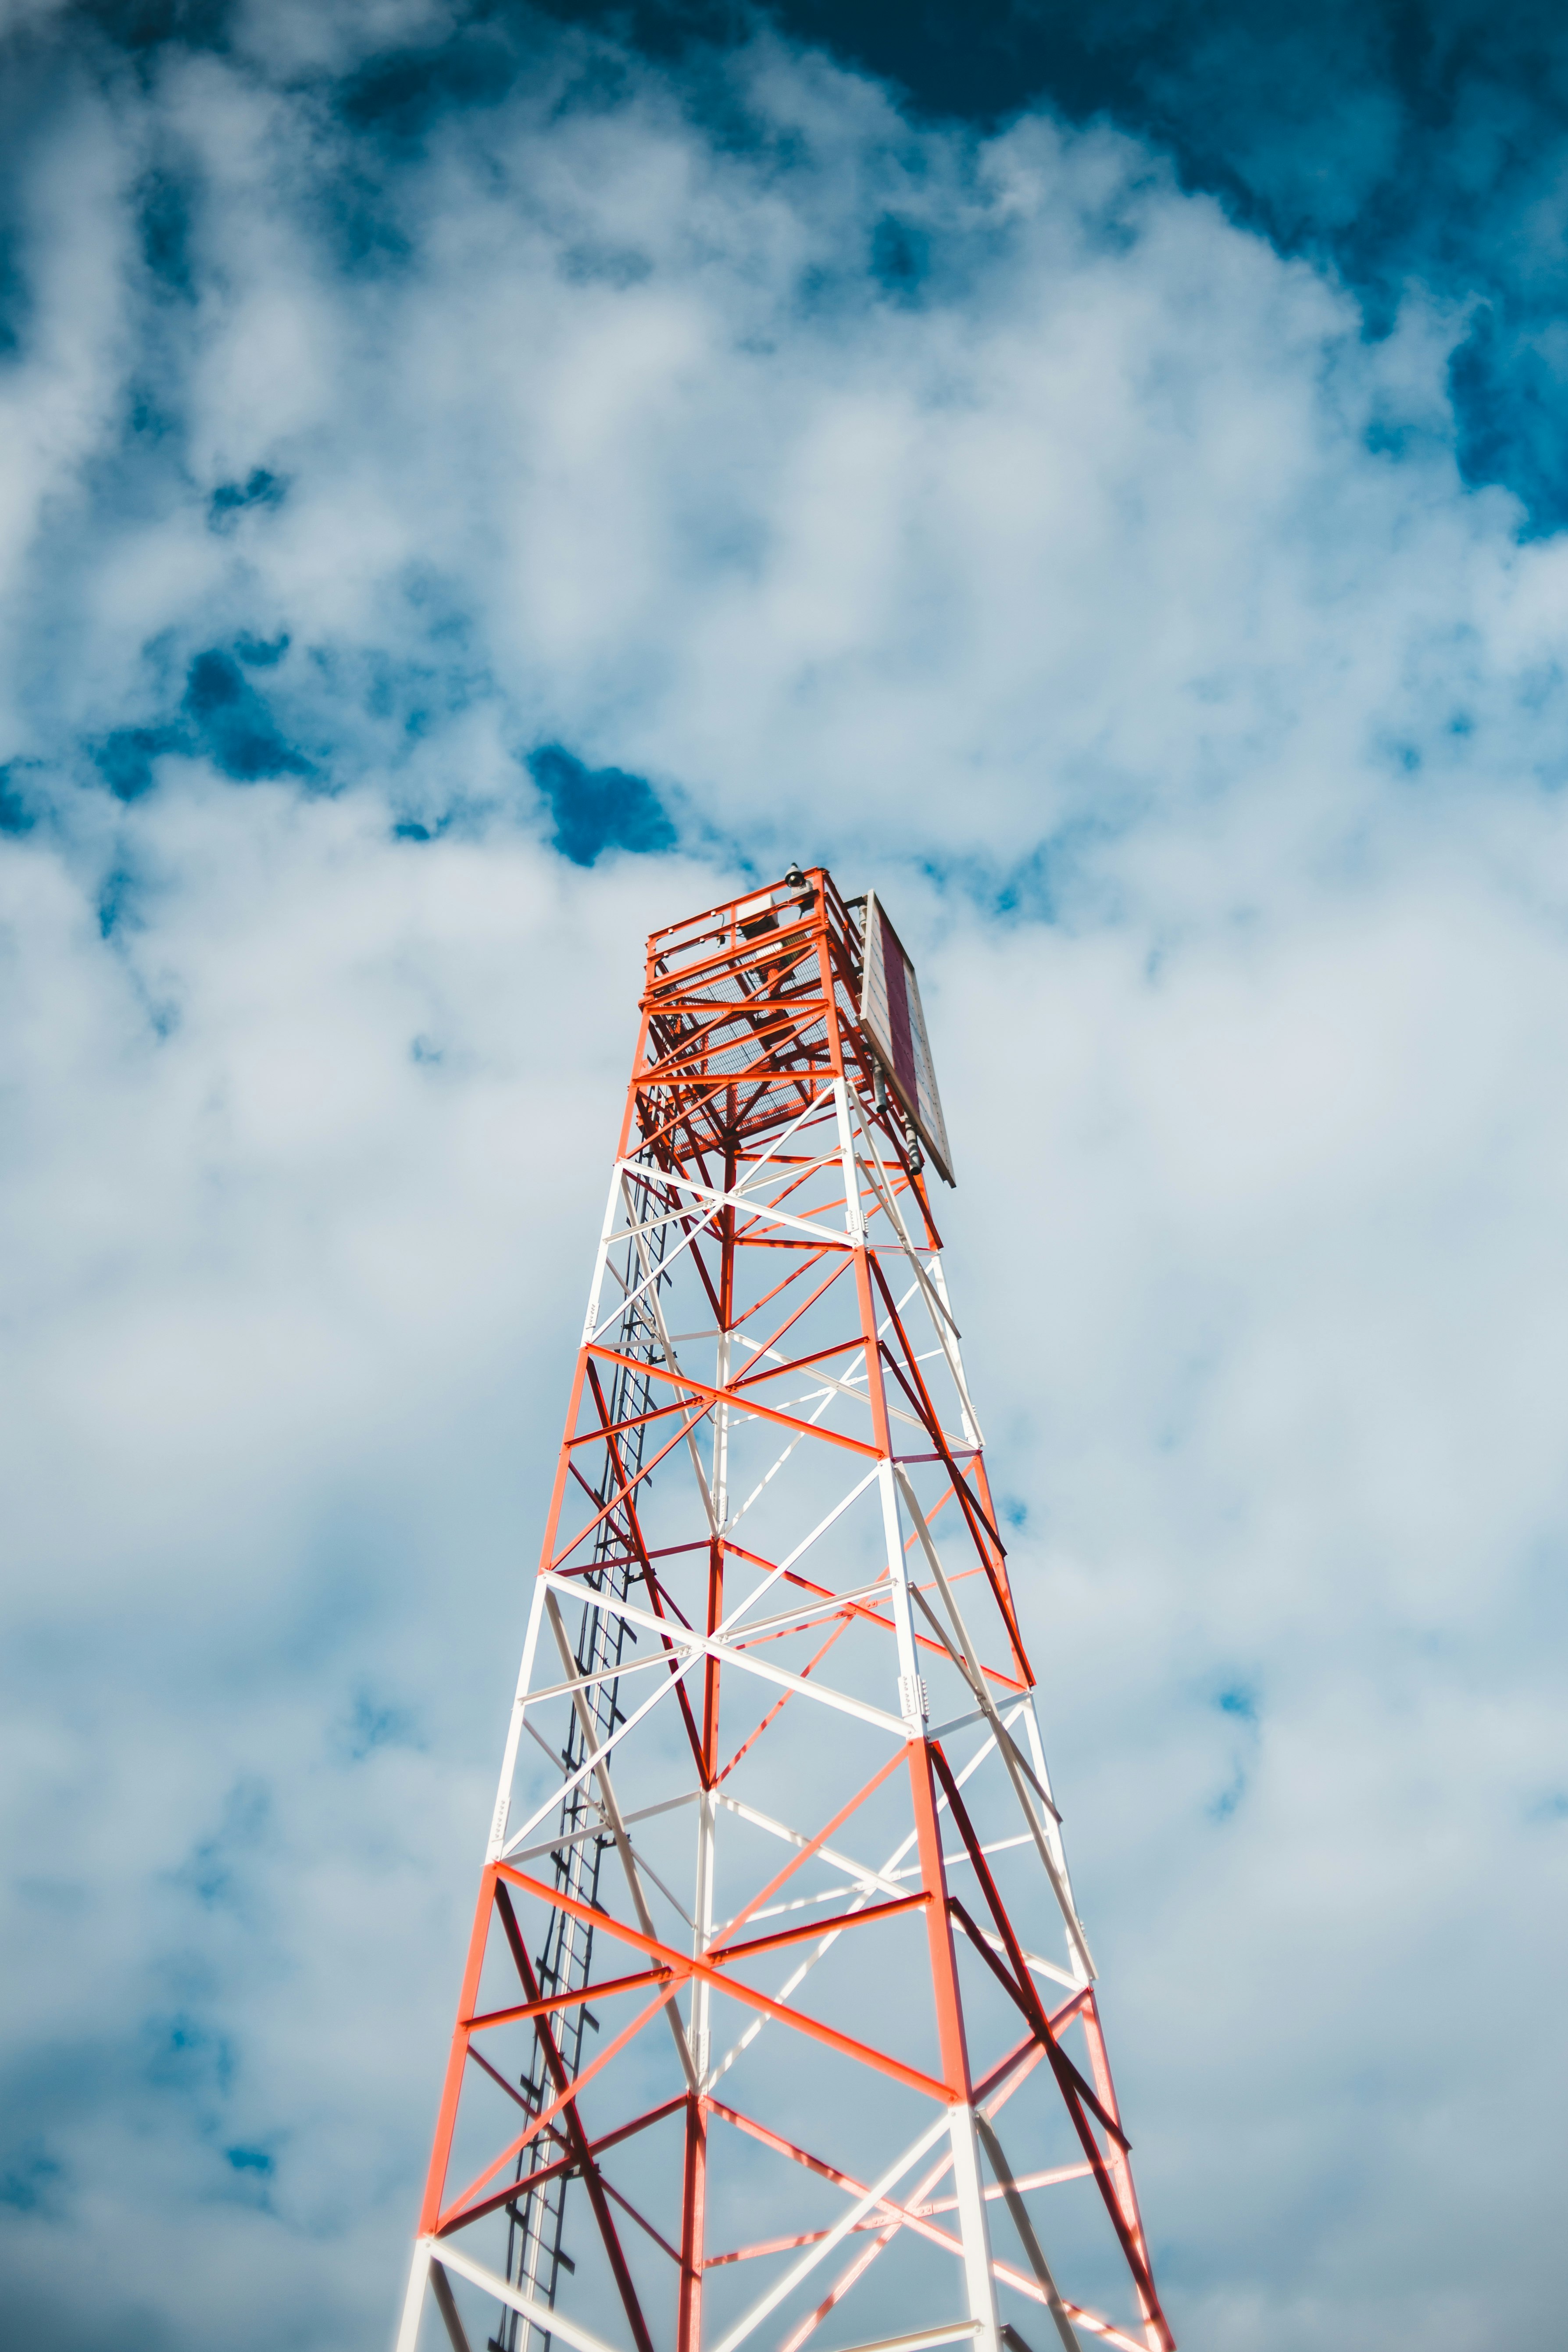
[4,0,1568,2345]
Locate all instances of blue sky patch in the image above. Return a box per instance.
[174,1779,270,1912]
[209,471,288,533]
[341,1689,423,1760]
[1208,1680,1261,1820]
[143,2013,235,2101]
[233,630,290,667]
[337,31,521,141]
[0,233,28,360]
[0,2139,63,2215]
[89,642,310,798]
[0,760,36,834]
[97,867,139,940]
[101,0,230,53]
[93,725,184,803]
[138,168,197,303]
[526,744,678,867]
[182,650,311,783]
[870,214,930,301]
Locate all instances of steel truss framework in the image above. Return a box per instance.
[397,869,1174,2352]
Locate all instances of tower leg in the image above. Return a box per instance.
[394,2238,430,2352]
[678,2093,707,2352]
[909,1741,1001,2351]
[947,2102,1003,2352]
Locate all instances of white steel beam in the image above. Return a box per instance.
[395,2241,432,2352]
[946,2103,1004,2352]
[426,2241,628,2352]
[819,2330,979,2352]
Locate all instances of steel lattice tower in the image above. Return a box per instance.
[396,867,1174,2352]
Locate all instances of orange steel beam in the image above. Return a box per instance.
[493,1864,954,2104]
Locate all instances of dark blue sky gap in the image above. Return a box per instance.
[525,0,1568,533]
[526,744,679,866]
[59,0,1568,528]
[91,645,312,800]
[4,0,1558,859]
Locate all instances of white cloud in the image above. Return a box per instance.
[1,14,1566,2349]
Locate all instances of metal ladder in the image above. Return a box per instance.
[493,1183,669,2350]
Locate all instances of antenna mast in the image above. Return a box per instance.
[396,867,1174,2352]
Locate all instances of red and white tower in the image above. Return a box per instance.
[396,868,1174,2352]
